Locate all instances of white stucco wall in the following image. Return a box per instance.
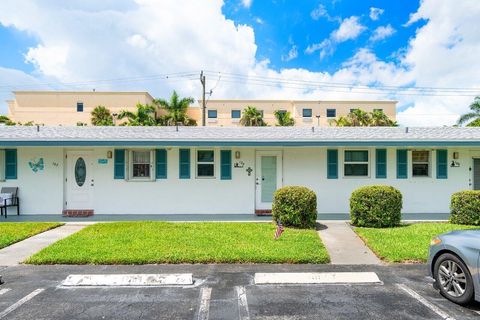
[0,146,475,215]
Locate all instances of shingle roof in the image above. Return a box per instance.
[0,126,479,146]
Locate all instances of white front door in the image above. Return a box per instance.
[255,151,283,210]
[66,151,94,209]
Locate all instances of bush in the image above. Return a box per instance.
[350,185,402,228]
[450,191,480,225]
[272,186,317,229]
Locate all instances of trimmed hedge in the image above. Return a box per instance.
[272,186,317,229]
[350,185,402,228]
[450,191,480,226]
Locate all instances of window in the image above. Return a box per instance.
[131,150,152,179]
[277,110,287,115]
[302,108,312,117]
[344,150,369,177]
[350,108,358,113]
[197,150,215,178]
[231,110,241,119]
[77,102,84,112]
[326,109,336,118]
[412,151,430,177]
[374,108,383,113]
[208,110,217,118]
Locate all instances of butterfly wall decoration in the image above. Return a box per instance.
[29,158,45,173]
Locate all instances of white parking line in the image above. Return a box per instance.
[0,288,11,296]
[197,287,212,320]
[235,286,250,320]
[396,284,456,320]
[0,288,44,319]
[61,274,193,286]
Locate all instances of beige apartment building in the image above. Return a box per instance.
[201,99,397,127]
[6,91,396,126]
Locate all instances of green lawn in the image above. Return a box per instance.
[0,222,63,249]
[355,223,479,263]
[26,222,329,264]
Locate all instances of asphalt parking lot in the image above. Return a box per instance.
[0,264,479,320]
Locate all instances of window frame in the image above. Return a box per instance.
[302,108,312,118]
[196,149,216,179]
[231,110,241,119]
[343,149,370,178]
[326,109,336,118]
[128,149,154,181]
[412,150,430,178]
[207,109,217,119]
[77,102,84,112]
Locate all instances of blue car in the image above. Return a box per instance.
[428,229,480,305]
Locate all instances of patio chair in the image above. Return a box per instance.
[0,187,19,218]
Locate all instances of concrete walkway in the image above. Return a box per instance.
[318,221,382,265]
[0,224,87,266]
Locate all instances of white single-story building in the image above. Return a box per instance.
[0,126,479,217]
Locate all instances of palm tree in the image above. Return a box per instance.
[274,110,295,126]
[457,96,480,127]
[91,105,114,126]
[240,106,266,126]
[154,91,196,126]
[0,115,15,126]
[370,109,397,126]
[330,116,352,127]
[348,109,371,126]
[118,103,157,126]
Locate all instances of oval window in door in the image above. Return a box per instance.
[75,157,86,187]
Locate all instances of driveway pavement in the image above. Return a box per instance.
[0,264,478,319]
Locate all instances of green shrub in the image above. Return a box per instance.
[450,191,480,225]
[272,186,317,229]
[350,185,402,228]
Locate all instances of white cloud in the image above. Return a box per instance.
[369,24,396,42]
[332,16,366,42]
[241,0,252,9]
[306,16,365,59]
[369,7,384,21]
[281,45,298,62]
[310,4,339,22]
[0,0,479,127]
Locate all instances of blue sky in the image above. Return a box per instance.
[222,1,422,73]
[0,0,479,126]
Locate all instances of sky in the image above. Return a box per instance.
[0,0,479,126]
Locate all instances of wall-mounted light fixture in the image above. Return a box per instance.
[453,152,459,159]
[235,151,241,159]
[107,151,113,159]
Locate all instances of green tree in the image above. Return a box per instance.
[91,105,114,126]
[240,106,266,126]
[457,96,480,127]
[274,110,295,126]
[370,109,397,126]
[0,115,15,126]
[154,91,196,126]
[330,115,352,127]
[118,103,157,126]
[348,109,371,126]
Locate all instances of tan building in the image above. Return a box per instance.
[6,91,396,126]
[200,99,397,127]
[7,91,155,126]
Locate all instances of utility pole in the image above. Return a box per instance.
[200,71,206,126]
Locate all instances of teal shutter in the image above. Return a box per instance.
[376,149,387,179]
[114,149,125,179]
[179,149,190,179]
[155,149,167,179]
[327,149,338,179]
[436,149,448,179]
[5,149,17,179]
[220,150,232,180]
[396,149,408,179]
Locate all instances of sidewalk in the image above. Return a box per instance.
[0,224,87,266]
[318,221,382,265]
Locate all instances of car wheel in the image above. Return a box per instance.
[433,253,474,305]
